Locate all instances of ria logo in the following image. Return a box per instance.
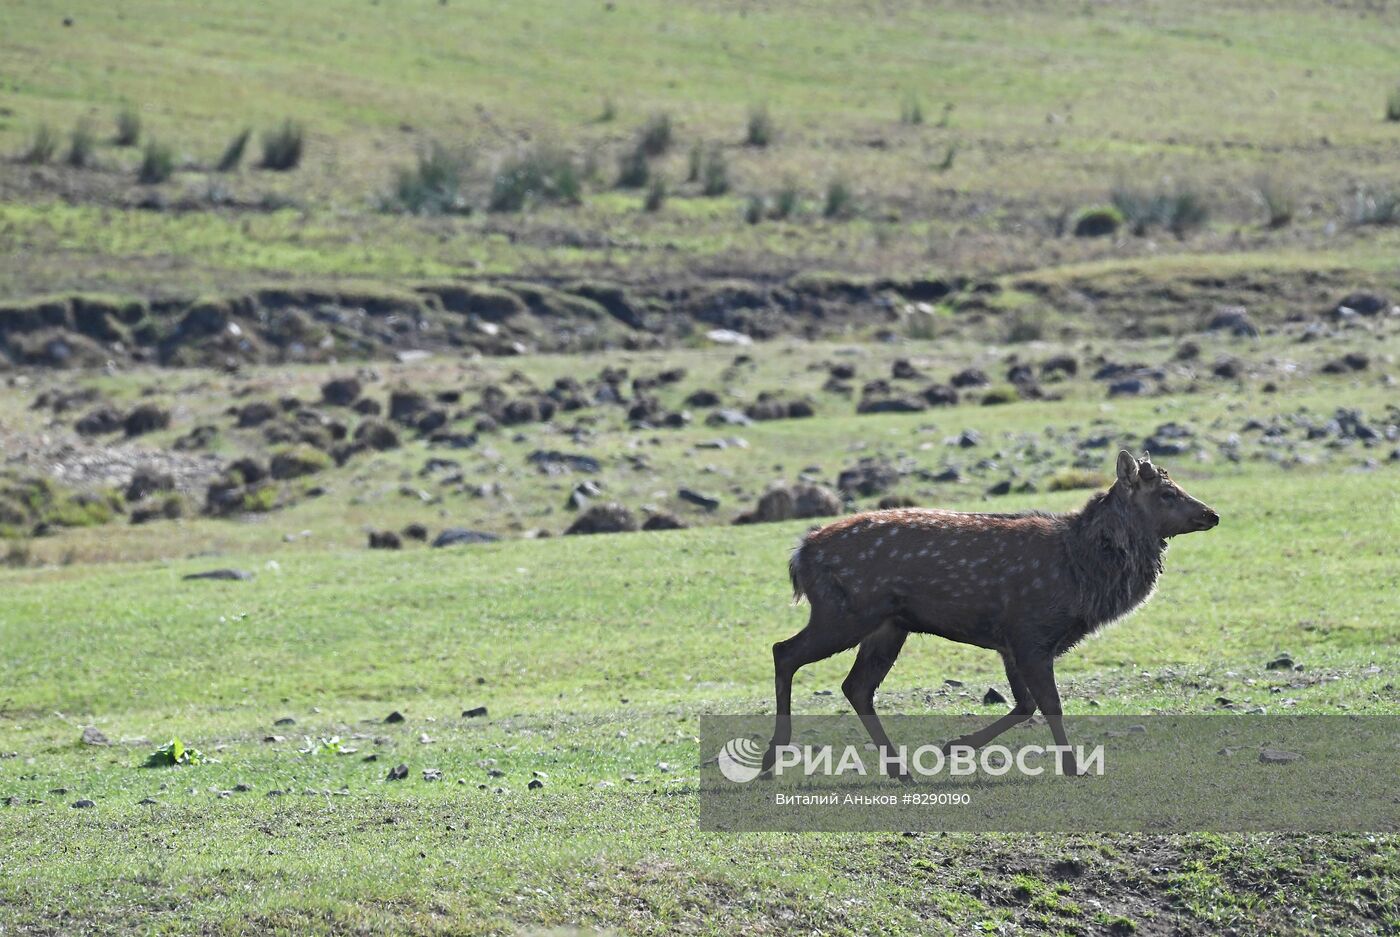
[716,737,766,783]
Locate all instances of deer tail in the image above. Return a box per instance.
[789,535,809,604]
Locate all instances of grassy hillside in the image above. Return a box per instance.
[3,0,1400,296]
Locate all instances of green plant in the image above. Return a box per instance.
[823,176,855,218]
[700,146,729,196]
[389,141,472,215]
[260,119,305,170]
[615,143,649,189]
[1386,85,1400,122]
[216,128,251,172]
[900,95,924,125]
[489,145,581,211]
[1347,187,1400,226]
[137,139,175,184]
[686,143,703,183]
[143,737,211,767]
[935,143,957,172]
[744,194,766,224]
[643,174,667,212]
[19,123,58,164]
[1047,468,1109,492]
[1111,182,1209,237]
[114,105,141,146]
[745,103,774,147]
[1071,205,1123,238]
[771,178,801,219]
[66,122,97,168]
[638,112,673,156]
[1252,173,1295,228]
[598,97,617,122]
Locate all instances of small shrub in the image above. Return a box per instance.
[771,178,801,219]
[900,95,924,125]
[686,143,703,183]
[19,123,57,164]
[390,141,472,215]
[144,737,211,767]
[260,119,305,171]
[936,144,957,172]
[114,105,141,146]
[746,104,774,147]
[936,102,955,128]
[1005,312,1045,343]
[1252,173,1295,228]
[744,194,766,224]
[1071,205,1123,237]
[66,122,97,168]
[616,143,649,189]
[137,139,175,184]
[700,147,729,196]
[599,97,617,122]
[1046,468,1108,492]
[824,176,856,219]
[643,174,667,212]
[2,540,31,568]
[489,145,581,212]
[980,385,1018,405]
[216,128,251,172]
[638,112,673,156]
[1347,187,1400,226]
[1387,85,1400,122]
[1111,182,1209,237]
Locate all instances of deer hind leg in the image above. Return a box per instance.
[762,603,875,775]
[942,650,1038,754]
[841,621,909,781]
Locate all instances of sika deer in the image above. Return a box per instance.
[763,450,1218,778]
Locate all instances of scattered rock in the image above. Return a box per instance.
[982,687,1008,706]
[950,368,990,388]
[642,512,687,531]
[80,726,109,746]
[564,502,637,535]
[462,706,488,718]
[385,711,406,724]
[182,568,252,581]
[368,530,402,550]
[837,458,899,497]
[423,768,443,782]
[71,799,95,809]
[677,487,720,511]
[527,777,545,790]
[1259,748,1302,764]
[1265,655,1295,671]
[123,404,171,437]
[387,763,409,781]
[1205,306,1259,338]
[431,528,500,548]
[527,450,601,474]
[321,377,363,407]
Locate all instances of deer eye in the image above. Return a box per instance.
[1160,490,1180,502]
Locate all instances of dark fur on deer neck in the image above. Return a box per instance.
[1060,482,1167,635]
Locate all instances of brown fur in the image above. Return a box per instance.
[765,450,1218,777]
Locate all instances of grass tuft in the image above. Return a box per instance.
[1347,187,1400,227]
[18,122,58,164]
[1046,468,1109,492]
[1251,173,1295,228]
[114,104,141,146]
[643,174,667,212]
[598,97,617,123]
[823,176,856,219]
[638,112,674,156]
[771,177,801,219]
[744,194,766,224]
[1111,181,1210,237]
[746,103,774,147]
[66,122,97,169]
[1386,85,1400,122]
[616,143,650,189]
[900,95,925,125]
[389,141,472,215]
[216,128,251,172]
[137,139,175,184]
[489,145,581,212]
[700,146,730,196]
[260,120,305,171]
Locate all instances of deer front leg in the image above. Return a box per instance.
[1015,651,1083,777]
[941,650,1037,755]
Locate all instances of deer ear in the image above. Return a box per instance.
[1116,450,1139,486]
